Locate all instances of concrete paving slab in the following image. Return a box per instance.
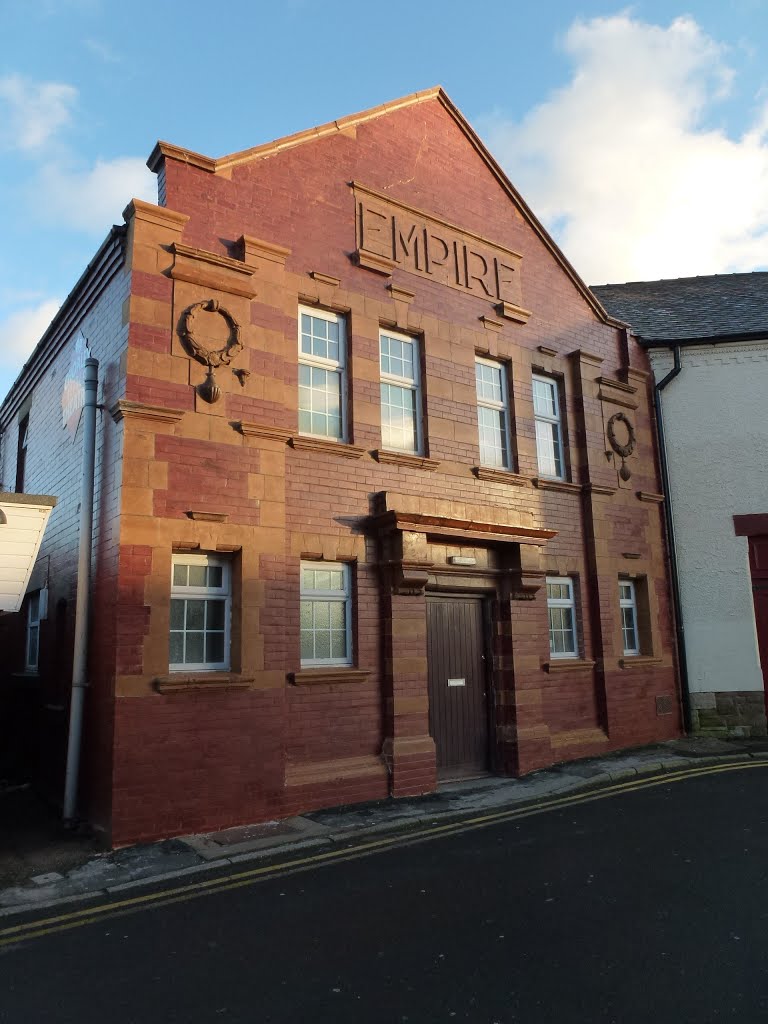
[183,816,331,861]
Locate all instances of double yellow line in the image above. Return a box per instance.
[1,759,763,950]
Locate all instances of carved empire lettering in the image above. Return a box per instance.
[353,183,524,308]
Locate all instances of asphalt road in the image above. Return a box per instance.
[3,764,768,1023]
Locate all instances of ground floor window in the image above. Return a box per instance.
[300,561,352,667]
[546,576,578,658]
[26,591,41,672]
[170,554,231,671]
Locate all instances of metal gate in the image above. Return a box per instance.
[426,595,490,778]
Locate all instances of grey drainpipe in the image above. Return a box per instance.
[63,356,99,825]
[653,345,693,733]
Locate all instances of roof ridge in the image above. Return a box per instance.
[147,87,445,174]
[593,270,768,288]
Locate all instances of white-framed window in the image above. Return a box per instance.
[547,576,578,658]
[298,306,347,441]
[170,554,231,671]
[476,357,512,469]
[532,374,565,479]
[619,579,640,655]
[379,329,422,454]
[300,561,352,667]
[26,591,41,672]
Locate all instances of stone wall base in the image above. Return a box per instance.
[691,691,767,737]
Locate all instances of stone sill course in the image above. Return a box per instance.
[3,736,768,917]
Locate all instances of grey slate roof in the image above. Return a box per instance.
[591,272,768,344]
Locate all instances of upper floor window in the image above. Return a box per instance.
[476,358,512,469]
[619,580,640,656]
[547,576,578,658]
[298,307,346,441]
[532,375,564,480]
[170,554,231,671]
[300,561,352,667]
[15,414,29,493]
[380,330,422,454]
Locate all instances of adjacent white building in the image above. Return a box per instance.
[0,493,57,615]
[594,273,768,736]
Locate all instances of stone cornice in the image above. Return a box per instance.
[597,375,638,410]
[533,478,582,495]
[171,243,254,277]
[154,673,253,693]
[290,436,367,459]
[239,235,291,267]
[110,400,186,425]
[289,669,370,686]
[310,271,341,288]
[123,198,189,232]
[583,483,617,497]
[373,449,440,471]
[235,421,292,442]
[370,509,556,546]
[543,659,596,674]
[186,510,229,522]
[496,301,531,324]
[387,284,415,303]
[637,491,664,504]
[169,242,257,298]
[472,466,531,487]
[147,142,217,174]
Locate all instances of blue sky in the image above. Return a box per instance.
[2,0,768,400]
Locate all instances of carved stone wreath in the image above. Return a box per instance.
[180,299,243,404]
[606,412,636,481]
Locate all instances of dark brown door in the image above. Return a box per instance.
[748,536,768,719]
[427,596,490,778]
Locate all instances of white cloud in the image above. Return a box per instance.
[32,157,157,233]
[0,299,61,374]
[0,74,77,152]
[84,38,122,64]
[481,14,768,283]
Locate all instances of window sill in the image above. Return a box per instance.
[154,673,254,694]
[533,478,581,494]
[372,450,440,471]
[289,436,366,459]
[619,656,662,670]
[472,466,530,487]
[543,658,596,673]
[290,668,370,686]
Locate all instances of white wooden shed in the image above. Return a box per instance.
[0,493,57,614]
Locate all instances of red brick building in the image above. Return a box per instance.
[0,89,680,846]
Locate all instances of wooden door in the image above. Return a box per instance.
[748,536,768,716]
[427,596,490,778]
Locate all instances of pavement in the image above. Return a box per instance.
[2,734,768,917]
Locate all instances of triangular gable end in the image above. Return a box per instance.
[147,88,620,328]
